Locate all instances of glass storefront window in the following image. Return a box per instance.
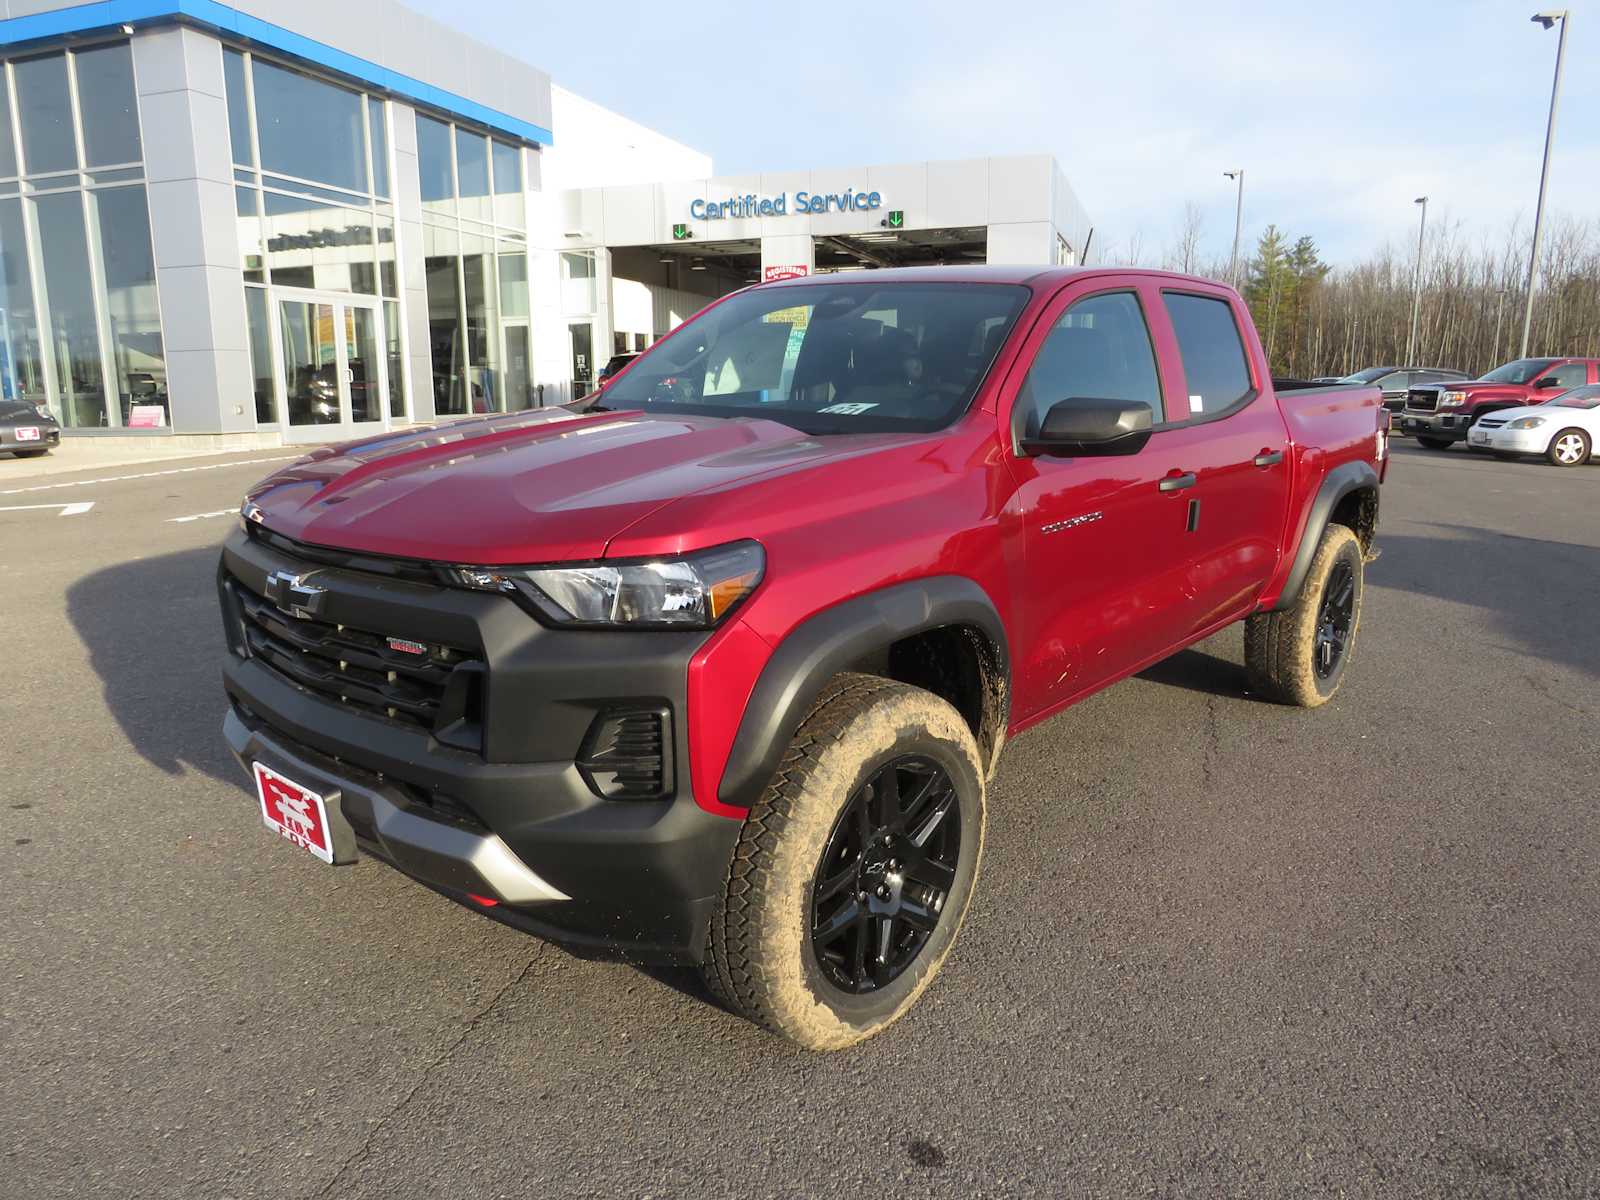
[367,98,389,199]
[34,191,106,427]
[223,49,254,168]
[0,42,164,429]
[92,185,166,423]
[75,43,142,166]
[262,190,376,293]
[492,142,523,229]
[383,298,404,419]
[244,286,275,423]
[0,75,18,179]
[0,197,45,403]
[251,58,365,193]
[497,252,528,318]
[462,229,499,412]
[14,54,77,175]
[562,251,597,314]
[456,129,490,222]
[417,115,454,210]
[424,222,463,414]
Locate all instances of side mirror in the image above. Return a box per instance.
[1020,398,1154,457]
[1535,376,1561,389]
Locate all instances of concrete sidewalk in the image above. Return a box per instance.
[1,433,289,480]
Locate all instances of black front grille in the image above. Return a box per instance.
[577,707,672,800]
[1405,388,1439,412]
[232,580,485,750]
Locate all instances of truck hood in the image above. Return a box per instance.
[244,408,916,564]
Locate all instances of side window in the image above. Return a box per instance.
[1016,291,1161,433]
[1378,371,1410,391]
[1161,292,1253,417]
[1549,362,1587,388]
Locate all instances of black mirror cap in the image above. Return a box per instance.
[1535,377,1561,388]
[1021,398,1155,457]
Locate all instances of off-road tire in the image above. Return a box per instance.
[702,673,985,1050]
[1547,427,1591,468]
[1244,524,1364,708]
[1416,436,1453,450]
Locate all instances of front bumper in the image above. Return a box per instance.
[1466,424,1547,455]
[1398,409,1471,441]
[218,526,743,964]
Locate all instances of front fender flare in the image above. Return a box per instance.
[1271,459,1380,612]
[717,576,1009,810]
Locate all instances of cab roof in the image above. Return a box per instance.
[758,264,1235,291]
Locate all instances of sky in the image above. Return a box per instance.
[412,0,1596,268]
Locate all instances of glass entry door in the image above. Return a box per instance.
[276,289,388,444]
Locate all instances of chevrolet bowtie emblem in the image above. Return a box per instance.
[264,569,328,620]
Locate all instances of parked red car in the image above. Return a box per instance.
[220,266,1386,1048]
[1400,356,1600,448]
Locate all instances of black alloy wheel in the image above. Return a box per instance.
[810,755,961,994]
[1314,559,1356,680]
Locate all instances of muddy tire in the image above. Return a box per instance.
[1244,524,1364,708]
[702,673,985,1050]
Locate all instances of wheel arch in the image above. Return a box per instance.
[717,577,1010,810]
[1271,460,1380,613]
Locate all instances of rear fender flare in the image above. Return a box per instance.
[717,577,1009,810]
[1271,460,1380,612]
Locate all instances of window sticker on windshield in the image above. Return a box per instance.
[818,402,878,415]
[1189,394,1204,413]
[763,306,810,329]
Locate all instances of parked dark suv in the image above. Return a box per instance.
[1340,366,1469,414]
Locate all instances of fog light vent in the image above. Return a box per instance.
[577,706,672,800]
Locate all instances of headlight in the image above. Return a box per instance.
[1439,391,1468,408]
[448,541,764,628]
[1507,416,1546,429]
[33,404,52,420]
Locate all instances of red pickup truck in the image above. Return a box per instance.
[219,266,1385,1049]
[1400,356,1600,448]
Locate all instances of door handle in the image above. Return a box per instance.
[1158,472,1197,492]
[1253,450,1285,468]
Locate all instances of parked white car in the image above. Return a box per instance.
[1468,384,1600,467]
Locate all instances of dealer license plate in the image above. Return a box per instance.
[253,762,335,864]
[14,426,40,441]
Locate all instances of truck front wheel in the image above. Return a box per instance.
[1244,524,1364,708]
[703,674,985,1050]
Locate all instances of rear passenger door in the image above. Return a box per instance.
[1144,287,1293,638]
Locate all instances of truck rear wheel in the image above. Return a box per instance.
[703,673,985,1050]
[1415,436,1453,450]
[1244,524,1364,708]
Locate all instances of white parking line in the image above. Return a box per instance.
[0,455,297,496]
[0,500,95,516]
[167,509,237,524]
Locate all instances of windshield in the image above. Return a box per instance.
[1553,384,1600,410]
[589,281,1030,435]
[1481,358,1556,385]
[1340,367,1394,383]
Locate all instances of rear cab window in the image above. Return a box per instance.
[1160,292,1255,419]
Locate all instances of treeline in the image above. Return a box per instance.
[1117,213,1600,379]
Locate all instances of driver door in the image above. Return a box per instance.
[1002,280,1198,721]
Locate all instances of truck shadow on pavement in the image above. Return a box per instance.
[1369,524,1600,680]
[67,544,242,787]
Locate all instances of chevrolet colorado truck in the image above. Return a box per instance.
[218,266,1386,1050]
[1400,356,1599,449]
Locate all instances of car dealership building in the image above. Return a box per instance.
[0,0,1094,449]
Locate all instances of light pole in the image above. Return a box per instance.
[1520,10,1569,358]
[1223,170,1244,288]
[1407,196,1428,364]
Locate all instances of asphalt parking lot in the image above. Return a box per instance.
[3,440,1597,1199]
